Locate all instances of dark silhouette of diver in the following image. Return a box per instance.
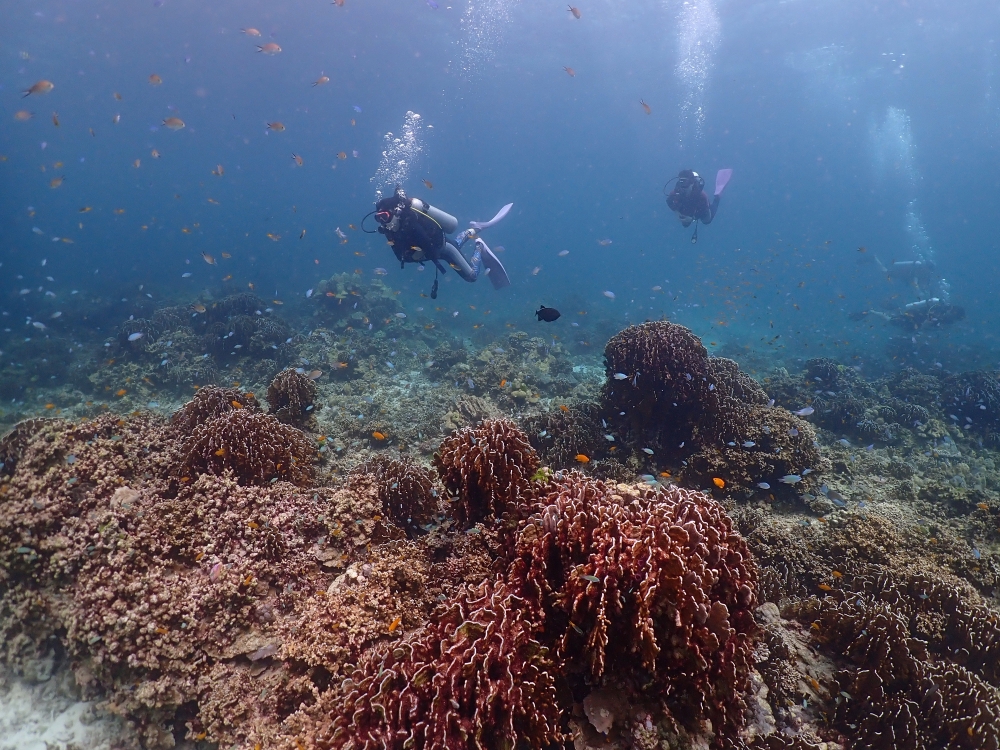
[665,168,732,243]
[365,186,510,298]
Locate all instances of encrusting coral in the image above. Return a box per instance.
[432,418,540,527]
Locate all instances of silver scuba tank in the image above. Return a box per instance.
[410,198,458,235]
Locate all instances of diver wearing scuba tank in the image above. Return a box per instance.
[366,186,512,295]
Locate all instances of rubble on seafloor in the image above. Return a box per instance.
[0,313,997,749]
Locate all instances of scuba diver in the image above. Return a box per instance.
[365,186,511,299]
[665,168,732,243]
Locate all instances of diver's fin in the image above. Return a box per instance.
[469,202,513,230]
[714,168,733,197]
[479,244,511,289]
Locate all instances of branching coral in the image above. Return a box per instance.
[171,385,261,434]
[601,321,819,493]
[602,321,713,431]
[788,570,1000,750]
[267,368,317,426]
[311,579,562,750]
[179,410,315,486]
[350,455,440,538]
[507,473,759,735]
[432,419,539,527]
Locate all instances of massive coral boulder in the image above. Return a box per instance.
[432,418,539,527]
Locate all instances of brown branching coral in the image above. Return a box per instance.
[432,418,539,527]
[350,455,440,538]
[266,368,317,425]
[787,570,1000,750]
[602,320,713,429]
[310,579,562,750]
[170,385,261,434]
[179,410,315,486]
[601,321,821,494]
[507,473,759,736]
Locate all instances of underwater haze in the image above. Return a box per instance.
[7,3,1000,749]
[4,0,1000,388]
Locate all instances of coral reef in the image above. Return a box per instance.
[266,368,318,426]
[179,409,316,486]
[432,418,540,527]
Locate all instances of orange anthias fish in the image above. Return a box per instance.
[151,149,160,158]
[337,151,347,160]
[563,66,576,77]
[568,5,581,18]
[149,74,162,85]
[575,454,590,463]
[422,179,433,189]
[292,153,303,166]
[267,122,285,132]
[640,99,651,115]
[212,164,224,176]
[163,117,185,130]
[201,252,217,265]
[257,42,282,55]
[372,431,386,441]
[712,477,726,489]
[242,27,261,36]
[49,175,64,188]
[221,252,231,258]
[312,75,330,87]
[14,110,33,121]
[51,112,60,127]
[22,80,54,97]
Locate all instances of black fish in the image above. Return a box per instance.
[536,305,560,322]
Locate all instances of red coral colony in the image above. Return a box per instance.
[0,397,760,748]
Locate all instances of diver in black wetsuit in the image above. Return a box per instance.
[368,187,510,298]
[665,168,732,243]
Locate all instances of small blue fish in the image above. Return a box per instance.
[837,438,851,447]
[604,434,615,442]
[128,332,144,341]
[613,373,628,380]
[642,447,654,455]
[973,548,981,560]
[794,407,814,416]
[742,440,755,448]
[353,105,362,113]
[426,0,439,7]
[757,482,770,490]
[779,474,802,484]
[788,428,799,437]
[580,574,600,583]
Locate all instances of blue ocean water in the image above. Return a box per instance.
[3,0,1000,390]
